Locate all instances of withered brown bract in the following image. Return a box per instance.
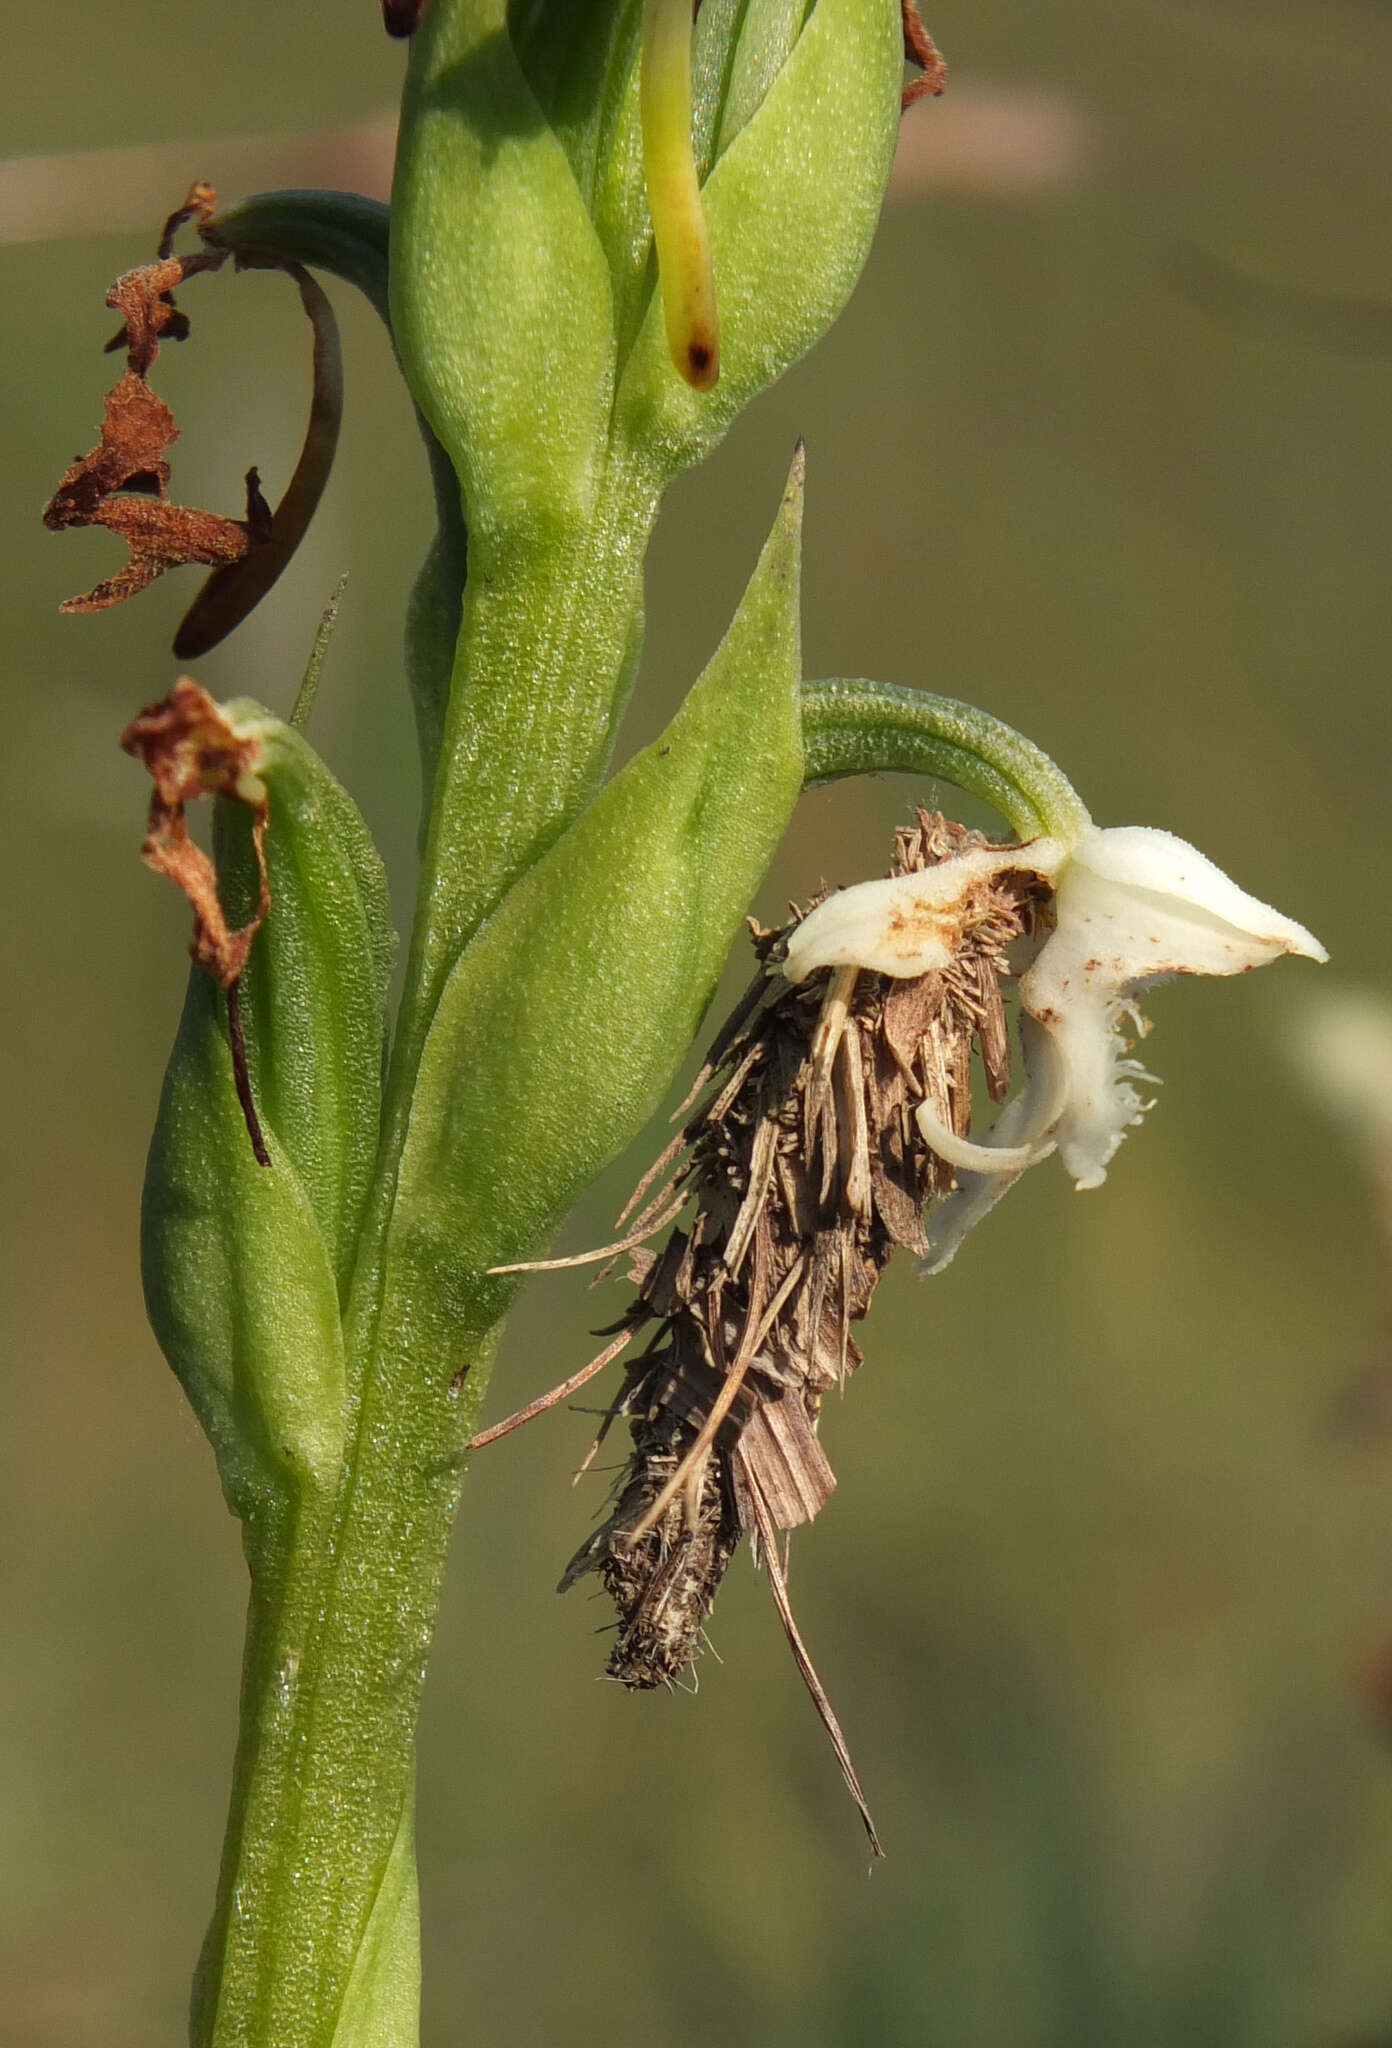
[478,814,1044,1850]
[43,185,342,657]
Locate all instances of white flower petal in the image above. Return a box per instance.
[1069,826,1327,970]
[782,841,1066,984]
[914,1015,1066,1175]
[1016,825,1326,1189]
[919,1158,1027,1273]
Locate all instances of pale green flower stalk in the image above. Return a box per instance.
[50,3,1323,2043]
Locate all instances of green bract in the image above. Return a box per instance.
[216,709,395,1288]
[141,714,393,1524]
[392,0,902,525]
[618,0,903,479]
[142,971,347,1521]
[391,0,616,539]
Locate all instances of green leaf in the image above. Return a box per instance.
[693,0,809,170]
[142,973,346,1521]
[381,448,807,1350]
[327,1799,420,2048]
[391,0,617,538]
[216,709,396,1292]
[142,712,392,1522]
[509,0,817,375]
[616,0,901,479]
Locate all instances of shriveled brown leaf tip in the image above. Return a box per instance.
[41,184,264,617]
[901,1,947,108]
[120,678,269,990]
[43,181,343,658]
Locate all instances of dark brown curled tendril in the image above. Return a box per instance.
[43,186,345,658]
[174,260,344,658]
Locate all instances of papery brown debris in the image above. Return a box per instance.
[40,185,265,614]
[106,184,221,370]
[901,1,948,108]
[120,677,269,990]
[476,814,1045,1851]
[43,183,342,655]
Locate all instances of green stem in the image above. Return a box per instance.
[191,448,661,2048]
[800,676,1091,842]
[387,448,661,1125]
[190,1333,478,2048]
[191,1496,349,2046]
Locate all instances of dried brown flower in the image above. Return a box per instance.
[120,678,271,1164]
[120,677,270,991]
[43,184,342,657]
[901,2,948,109]
[476,813,1045,1850]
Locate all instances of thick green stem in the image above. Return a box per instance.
[191,1495,357,2048]
[190,1329,486,2048]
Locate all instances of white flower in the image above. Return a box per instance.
[784,822,1326,1264]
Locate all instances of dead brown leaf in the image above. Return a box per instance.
[119,677,269,990]
[44,182,342,654]
[901,2,948,108]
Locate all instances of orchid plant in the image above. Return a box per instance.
[46,2,1325,2043]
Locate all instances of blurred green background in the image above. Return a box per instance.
[5,3,1392,2043]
